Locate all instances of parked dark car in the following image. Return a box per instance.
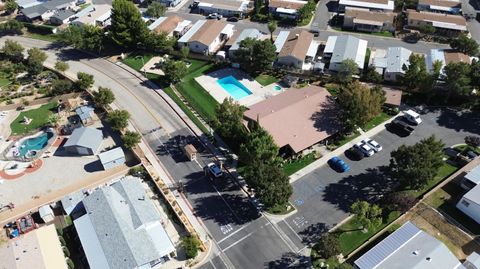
[328,156,350,172]
[387,118,415,136]
[345,147,365,161]
[227,17,239,22]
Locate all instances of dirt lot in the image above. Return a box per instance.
[400,203,480,260]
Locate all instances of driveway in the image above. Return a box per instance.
[282,108,480,245]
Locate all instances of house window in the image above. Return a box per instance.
[462,200,470,207]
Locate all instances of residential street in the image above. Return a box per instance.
[0,36,303,269]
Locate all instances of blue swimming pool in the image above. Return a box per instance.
[17,132,52,157]
[217,76,252,100]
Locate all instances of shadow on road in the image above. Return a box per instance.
[156,133,208,163]
[266,252,310,269]
[298,222,329,245]
[429,107,480,135]
[322,166,393,212]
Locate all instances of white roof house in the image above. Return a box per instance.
[71,4,112,27]
[178,19,207,44]
[457,183,480,224]
[73,177,175,269]
[465,165,480,185]
[355,221,465,269]
[373,47,412,81]
[339,0,394,11]
[324,35,368,71]
[227,28,263,57]
[274,30,291,53]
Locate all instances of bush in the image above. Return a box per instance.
[63,246,70,257]
[66,258,74,269]
[181,235,200,259]
[465,135,480,148]
[23,23,55,35]
[128,166,150,180]
[313,233,341,259]
[58,235,66,246]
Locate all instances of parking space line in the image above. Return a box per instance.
[209,260,218,269]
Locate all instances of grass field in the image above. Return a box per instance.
[255,74,279,86]
[24,32,60,42]
[266,202,295,215]
[331,26,394,37]
[122,54,154,72]
[363,112,393,131]
[0,78,11,88]
[10,102,57,135]
[175,79,218,122]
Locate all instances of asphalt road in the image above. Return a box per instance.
[282,108,480,245]
[0,36,300,269]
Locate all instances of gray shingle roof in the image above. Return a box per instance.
[385,47,412,74]
[52,9,75,20]
[21,5,48,19]
[229,29,262,51]
[76,177,173,269]
[330,35,365,65]
[64,127,103,151]
[75,105,94,121]
[98,147,125,164]
[43,0,74,9]
[355,221,463,269]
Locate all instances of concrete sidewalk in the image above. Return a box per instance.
[289,113,402,184]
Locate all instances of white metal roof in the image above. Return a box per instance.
[74,214,111,269]
[385,47,412,74]
[427,48,446,73]
[221,24,235,35]
[145,222,176,257]
[463,183,480,206]
[178,20,206,43]
[39,205,53,218]
[274,31,290,53]
[98,147,125,164]
[465,165,480,185]
[324,35,337,54]
[174,20,191,33]
[339,0,394,10]
[431,21,467,31]
[148,16,168,31]
[306,41,319,58]
[276,7,298,14]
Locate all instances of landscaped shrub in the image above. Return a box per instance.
[66,258,74,269]
[181,235,200,259]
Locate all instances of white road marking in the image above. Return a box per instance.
[220,224,234,235]
[221,231,255,252]
[282,219,304,242]
[217,223,250,244]
[212,184,242,223]
[209,260,218,269]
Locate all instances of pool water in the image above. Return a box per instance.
[18,132,51,157]
[217,76,252,100]
[274,85,281,91]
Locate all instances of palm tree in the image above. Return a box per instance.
[268,21,277,42]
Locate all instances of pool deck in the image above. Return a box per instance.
[195,68,285,107]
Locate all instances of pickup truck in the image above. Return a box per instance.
[389,118,415,136]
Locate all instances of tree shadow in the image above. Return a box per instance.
[322,166,395,212]
[431,107,480,135]
[155,133,202,163]
[298,222,329,245]
[326,0,339,12]
[310,97,342,135]
[266,252,310,269]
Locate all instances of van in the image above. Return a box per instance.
[404,109,422,125]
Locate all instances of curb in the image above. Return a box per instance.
[191,238,214,269]
[263,206,298,220]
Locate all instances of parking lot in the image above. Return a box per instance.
[282,107,480,245]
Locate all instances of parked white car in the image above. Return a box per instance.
[404,109,422,125]
[354,142,375,157]
[363,138,382,152]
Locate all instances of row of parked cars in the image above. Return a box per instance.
[329,109,423,173]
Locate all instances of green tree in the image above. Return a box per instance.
[450,34,479,56]
[336,81,385,131]
[234,38,276,75]
[214,98,246,151]
[253,0,263,14]
[335,59,359,84]
[110,0,147,48]
[267,21,277,41]
[401,54,429,91]
[350,201,383,231]
[93,87,115,107]
[121,131,141,149]
[465,135,480,148]
[163,59,187,84]
[362,65,382,83]
[297,0,316,23]
[314,233,341,259]
[54,60,69,73]
[48,114,59,127]
[180,46,189,60]
[389,135,444,189]
[75,72,94,91]
[243,162,292,208]
[384,192,417,213]
[26,47,47,76]
[335,263,353,269]
[5,0,18,14]
[142,31,176,53]
[239,121,279,166]
[1,39,24,62]
[181,236,200,259]
[470,59,480,87]
[443,62,471,100]
[0,20,23,35]
[145,2,166,18]
[418,24,436,36]
[107,109,130,131]
[51,79,73,95]
[58,25,104,53]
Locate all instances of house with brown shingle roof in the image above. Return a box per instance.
[276,30,320,70]
[243,85,341,154]
[406,9,467,35]
[426,48,471,74]
[148,15,192,37]
[343,7,395,33]
[177,19,235,55]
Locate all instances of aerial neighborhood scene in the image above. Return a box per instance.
[1,0,480,267]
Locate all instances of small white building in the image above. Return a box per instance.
[338,0,394,12]
[197,0,250,18]
[71,4,112,27]
[457,183,480,224]
[268,0,306,19]
[98,147,125,170]
[324,35,368,72]
[178,20,234,55]
[39,205,55,223]
[372,47,412,82]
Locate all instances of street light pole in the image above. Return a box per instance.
[136,55,147,77]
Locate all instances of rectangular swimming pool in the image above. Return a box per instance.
[217,75,252,100]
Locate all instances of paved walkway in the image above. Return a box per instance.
[289,113,402,184]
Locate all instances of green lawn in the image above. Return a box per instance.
[363,112,392,131]
[10,102,57,135]
[175,79,218,122]
[337,211,400,255]
[454,144,480,155]
[24,32,60,42]
[328,131,361,150]
[255,74,279,86]
[283,154,317,176]
[266,202,295,215]
[408,162,458,198]
[0,78,11,88]
[331,26,394,37]
[122,54,154,72]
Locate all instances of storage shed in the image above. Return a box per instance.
[98,147,125,170]
[63,127,103,155]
